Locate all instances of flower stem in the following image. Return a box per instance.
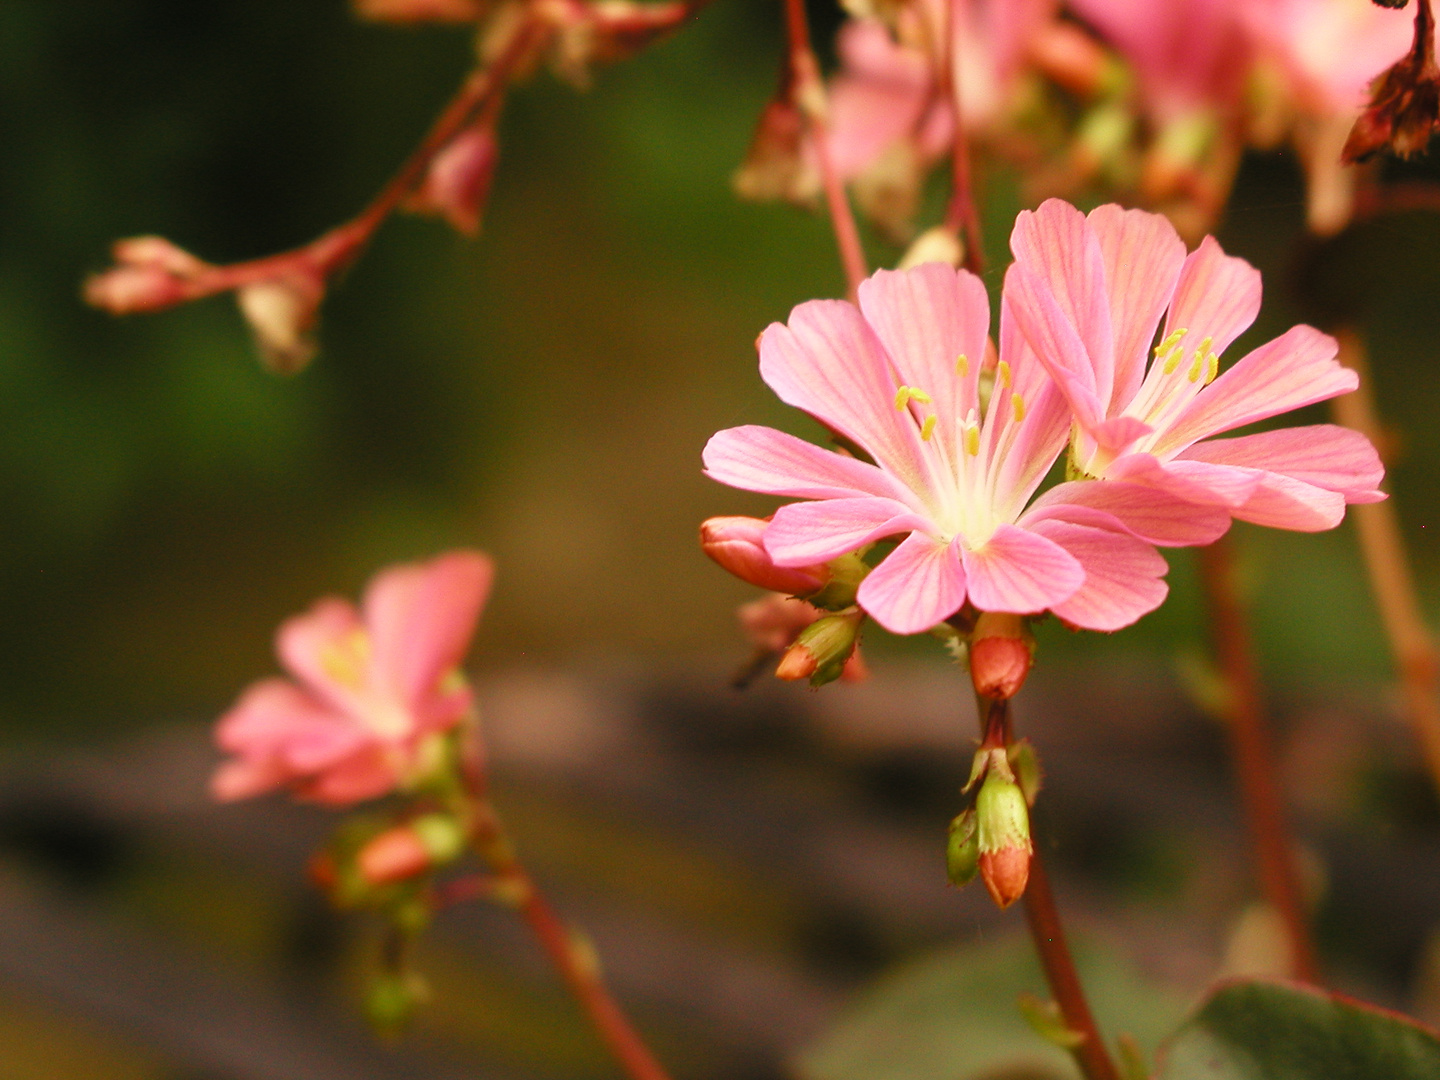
[782,0,868,301]
[1331,329,1440,792]
[1022,849,1121,1080]
[470,806,676,1080]
[1196,537,1321,983]
[940,0,984,275]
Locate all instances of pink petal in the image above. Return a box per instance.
[759,300,942,495]
[827,21,932,178]
[1003,263,1106,430]
[1092,415,1153,453]
[1086,204,1186,410]
[1177,424,1385,501]
[960,523,1084,613]
[1009,199,1116,407]
[1229,473,1346,532]
[703,424,917,503]
[364,549,493,708]
[295,746,401,806]
[857,264,990,462]
[1161,236,1262,361]
[276,597,368,717]
[1155,325,1357,454]
[765,497,931,566]
[1107,453,1263,508]
[1024,480,1231,546]
[1028,515,1169,631]
[215,678,347,755]
[856,532,967,634]
[211,757,291,802]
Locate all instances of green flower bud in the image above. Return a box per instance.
[976,769,1032,908]
[946,809,979,887]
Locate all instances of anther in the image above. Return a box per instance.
[1154,328,1188,355]
[1162,348,1183,375]
[1011,393,1026,423]
[1187,350,1204,382]
[997,360,1011,388]
[964,424,981,456]
[920,415,937,441]
[955,353,969,376]
[1205,353,1219,384]
[894,385,933,409]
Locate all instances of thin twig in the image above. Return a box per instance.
[1197,537,1321,984]
[1331,329,1440,790]
[782,0,868,300]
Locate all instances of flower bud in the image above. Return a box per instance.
[405,124,499,237]
[969,612,1033,700]
[738,592,822,654]
[1027,21,1116,98]
[84,236,210,314]
[776,609,863,687]
[237,271,324,375]
[976,768,1032,908]
[354,0,484,21]
[701,516,829,594]
[357,814,467,886]
[946,809,979,887]
[898,226,963,270]
[732,97,820,205]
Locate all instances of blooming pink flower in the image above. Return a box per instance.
[1006,199,1384,531]
[212,550,494,806]
[704,262,1228,636]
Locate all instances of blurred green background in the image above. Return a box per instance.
[3,2,1440,1078]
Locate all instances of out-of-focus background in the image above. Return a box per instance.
[3,1,1440,1077]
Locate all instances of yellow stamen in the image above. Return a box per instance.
[964,424,981,456]
[1163,348,1183,375]
[1154,328,1188,355]
[1205,352,1219,384]
[1011,393,1026,423]
[1187,350,1204,382]
[320,629,371,689]
[997,360,1011,387]
[1195,335,1214,357]
[894,385,933,409]
[955,353,969,376]
[920,414,937,441]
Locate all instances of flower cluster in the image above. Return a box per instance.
[703,200,1382,639]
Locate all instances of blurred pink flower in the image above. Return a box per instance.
[212,550,494,806]
[405,123,499,237]
[704,261,1224,636]
[1006,200,1384,532]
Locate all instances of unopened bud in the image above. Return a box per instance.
[358,814,467,886]
[976,768,1032,908]
[237,272,324,374]
[405,124,499,236]
[354,0,484,21]
[84,236,210,315]
[898,227,963,270]
[701,516,829,594]
[776,609,864,687]
[946,809,979,887]
[969,612,1033,700]
[1027,21,1115,98]
[733,97,820,205]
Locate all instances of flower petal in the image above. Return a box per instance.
[1086,204,1186,410]
[960,523,1084,614]
[1177,424,1385,501]
[1155,325,1356,454]
[703,424,916,502]
[1003,262,1106,430]
[1229,473,1346,532]
[765,497,931,566]
[1161,235,1261,360]
[1025,480,1231,546]
[1010,199,1116,407]
[1107,453,1263,508]
[856,532,967,634]
[759,299,941,494]
[1028,514,1169,631]
[364,550,493,708]
[858,263,990,466]
[275,600,368,718]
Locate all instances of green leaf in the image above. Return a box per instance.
[1157,978,1440,1080]
[794,934,1186,1080]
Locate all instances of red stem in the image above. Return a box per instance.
[940,0,983,274]
[1197,537,1322,984]
[782,0,868,301]
[1022,850,1121,1080]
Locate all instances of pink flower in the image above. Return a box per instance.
[1006,199,1384,532]
[704,262,1225,636]
[405,123,499,237]
[211,550,494,806]
[1071,0,1251,126]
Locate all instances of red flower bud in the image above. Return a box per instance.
[701,516,829,594]
[969,612,1033,700]
[406,124,499,237]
